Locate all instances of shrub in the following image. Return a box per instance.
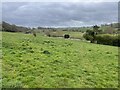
[43,50,51,54]
[95,34,120,46]
[48,34,51,37]
[33,32,36,37]
[83,33,93,41]
[64,34,70,39]
[45,31,51,37]
[83,30,96,43]
[113,35,120,46]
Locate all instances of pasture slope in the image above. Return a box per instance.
[2,32,118,88]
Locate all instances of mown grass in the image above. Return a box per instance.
[2,32,118,88]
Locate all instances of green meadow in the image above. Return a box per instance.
[2,32,118,88]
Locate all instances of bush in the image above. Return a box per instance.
[83,33,94,41]
[43,50,51,54]
[83,30,96,43]
[95,34,120,46]
[45,31,51,37]
[64,34,70,39]
[112,36,120,46]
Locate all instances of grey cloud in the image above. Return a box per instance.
[2,2,118,27]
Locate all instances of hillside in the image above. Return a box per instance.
[2,32,118,88]
[2,21,119,33]
[2,21,31,32]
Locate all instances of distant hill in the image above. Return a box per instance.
[2,21,31,32]
[2,21,119,33]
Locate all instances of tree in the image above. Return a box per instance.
[11,24,17,31]
[83,25,100,43]
[84,29,95,43]
[38,27,43,29]
[93,25,100,35]
[2,21,30,32]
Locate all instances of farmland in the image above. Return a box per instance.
[2,32,118,88]
[40,30,84,39]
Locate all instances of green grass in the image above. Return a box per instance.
[0,31,2,88]
[63,31,84,39]
[2,32,118,88]
[43,30,84,39]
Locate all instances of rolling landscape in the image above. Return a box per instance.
[1,1,119,88]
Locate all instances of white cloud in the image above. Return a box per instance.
[2,2,118,27]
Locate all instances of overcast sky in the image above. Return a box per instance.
[2,1,118,27]
[1,0,120,2]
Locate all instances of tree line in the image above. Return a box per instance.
[83,25,120,47]
[2,21,31,32]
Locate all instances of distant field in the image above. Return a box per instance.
[2,32,118,88]
[62,31,84,39]
[39,30,84,39]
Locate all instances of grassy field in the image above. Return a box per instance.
[2,32,118,88]
[39,30,84,39]
[0,31,2,88]
[62,31,84,39]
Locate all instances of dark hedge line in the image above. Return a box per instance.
[95,34,120,47]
